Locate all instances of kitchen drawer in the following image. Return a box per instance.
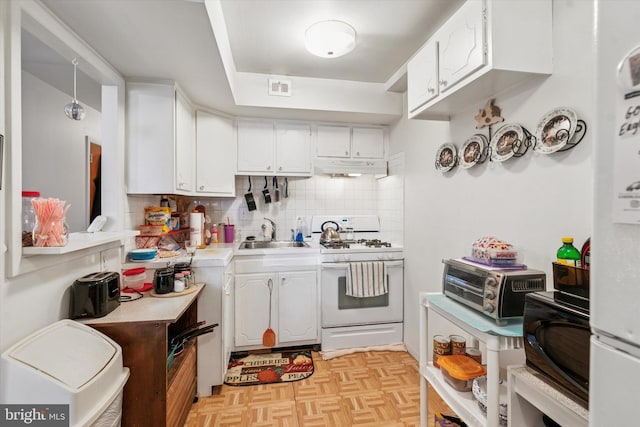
[235,255,318,274]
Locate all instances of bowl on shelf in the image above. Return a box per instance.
[129,248,158,261]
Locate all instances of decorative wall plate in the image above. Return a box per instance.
[435,143,457,172]
[490,124,525,162]
[533,107,578,154]
[460,134,488,168]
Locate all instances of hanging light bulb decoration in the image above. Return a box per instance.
[64,58,85,120]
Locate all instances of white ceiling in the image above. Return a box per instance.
[38,0,464,123]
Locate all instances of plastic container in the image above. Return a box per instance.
[122,267,147,290]
[437,355,487,392]
[22,191,40,247]
[557,237,581,267]
[470,236,518,266]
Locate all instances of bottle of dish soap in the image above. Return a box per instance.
[295,217,304,242]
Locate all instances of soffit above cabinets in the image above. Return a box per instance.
[41,0,464,124]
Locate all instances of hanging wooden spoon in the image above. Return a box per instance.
[262,278,276,347]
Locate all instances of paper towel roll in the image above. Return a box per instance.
[190,212,204,247]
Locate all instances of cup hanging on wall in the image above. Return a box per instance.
[64,58,86,121]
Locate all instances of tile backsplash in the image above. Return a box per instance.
[126,165,404,245]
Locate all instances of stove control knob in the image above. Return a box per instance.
[485,290,496,300]
[483,303,495,313]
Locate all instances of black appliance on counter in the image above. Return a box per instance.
[523,263,591,408]
[70,271,120,318]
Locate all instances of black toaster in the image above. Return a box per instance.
[70,271,121,318]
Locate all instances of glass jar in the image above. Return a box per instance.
[22,191,40,247]
[32,215,69,247]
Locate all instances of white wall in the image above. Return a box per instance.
[21,70,102,232]
[392,0,595,357]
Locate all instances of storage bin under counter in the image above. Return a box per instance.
[79,284,204,427]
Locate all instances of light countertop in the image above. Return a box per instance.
[79,283,204,325]
[123,239,321,270]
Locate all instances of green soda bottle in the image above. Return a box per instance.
[557,237,582,267]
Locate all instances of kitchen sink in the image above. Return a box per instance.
[238,240,310,249]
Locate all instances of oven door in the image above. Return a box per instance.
[321,261,403,328]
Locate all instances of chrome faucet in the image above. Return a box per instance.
[263,217,276,240]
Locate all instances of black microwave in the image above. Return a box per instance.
[523,291,590,408]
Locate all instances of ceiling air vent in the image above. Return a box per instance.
[268,78,291,97]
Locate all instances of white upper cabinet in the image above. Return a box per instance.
[437,0,485,93]
[407,39,439,114]
[316,125,386,159]
[237,120,274,173]
[126,81,195,194]
[316,125,351,158]
[175,90,195,193]
[275,123,312,174]
[195,110,236,197]
[352,127,385,159]
[408,0,552,120]
[237,120,312,176]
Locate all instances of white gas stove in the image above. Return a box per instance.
[310,215,403,262]
[311,215,404,351]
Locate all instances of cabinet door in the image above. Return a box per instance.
[195,111,236,196]
[234,273,273,347]
[222,266,234,377]
[352,127,385,159]
[276,123,311,174]
[438,0,485,93]
[278,271,318,343]
[175,89,195,192]
[316,125,351,158]
[126,83,175,194]
[237,121,275,173]
[407,38,439,113]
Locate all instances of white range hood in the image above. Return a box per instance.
[313,158,387,176]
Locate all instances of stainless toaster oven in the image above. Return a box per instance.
[442,259,546,324]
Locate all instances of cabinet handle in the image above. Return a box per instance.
[199,185,204,190]
[345,151,349,155]
[439,80,448,87]
[278,166,282,171]
[428,87,435,94]
[356,152,360,156]
[267,165,272,170]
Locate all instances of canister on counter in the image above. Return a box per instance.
[218,222,226,244]
[465,347,482,364]
[433,335,451,368]
[449,335,466,355]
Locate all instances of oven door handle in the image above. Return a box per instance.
[321,263,350,270]
[322,261,403,269]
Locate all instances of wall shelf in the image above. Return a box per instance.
[22,230,138,255]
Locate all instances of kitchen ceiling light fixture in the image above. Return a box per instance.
[305,20,356,58]
[64,57,86,121]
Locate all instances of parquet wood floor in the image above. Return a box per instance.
[185,350,452,427]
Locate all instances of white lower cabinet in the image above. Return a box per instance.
[194,262,234,396]
[234,255,319,349]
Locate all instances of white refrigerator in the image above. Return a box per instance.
[591,1,640,424]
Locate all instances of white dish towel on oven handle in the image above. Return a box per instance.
[347,261,388,297]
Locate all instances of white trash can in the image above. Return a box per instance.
[0,319,130,427]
